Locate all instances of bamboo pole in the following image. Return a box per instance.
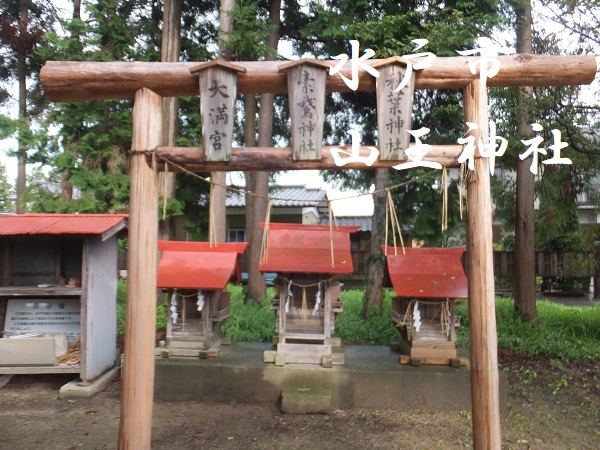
[118,88,162,450]
[464,80,501,449]
[40,54,597,102]
[152,144,463,171]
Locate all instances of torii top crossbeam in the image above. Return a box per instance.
[41,55,596,101]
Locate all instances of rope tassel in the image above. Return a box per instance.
[301,286,308,320]
[260,200,273,264]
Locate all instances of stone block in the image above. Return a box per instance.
[281,387,331,414]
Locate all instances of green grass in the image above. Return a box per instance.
[116,280,126,335]
[220,287,401,345]
[333,289,400,345]
[456,297,600,361]
[221,284,277,342]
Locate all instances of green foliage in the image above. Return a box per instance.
[456,297,600,360]
[490,21,600,255]
[156,296,168,332]
[220,1,276,60]
[116,280,167,335]
[116,279,127,335]
[221,284,277,342]
[25,0,215,215]
[0,115,18,139]
[334,290,399,345]
[0,160,14,212]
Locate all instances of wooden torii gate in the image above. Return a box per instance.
[40,54,597,449]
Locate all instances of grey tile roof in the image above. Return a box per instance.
[226,185,327,208]
[319,215,373,231]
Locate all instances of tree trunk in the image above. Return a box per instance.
[246,0,281,301]
[60,0,82,203]
[514,0,537,323]
[158,0,181,240]
[207,0,235,244]
[244,95,257,281]
[363,168,388,316]
[16,0,29,214]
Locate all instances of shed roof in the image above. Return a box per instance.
[0,214,127,240]
[258,223,359,274]
[383,246,468,299]
[319,215,372,231]
[157,241,247,290]
[226,185,327,208]
[158,241,247,254]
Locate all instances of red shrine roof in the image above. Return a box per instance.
[258,223,360,274]
[157,241,247,290]
[382,246,468,299]
[0,214,127,239]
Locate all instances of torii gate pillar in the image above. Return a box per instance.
[119,88,162,449]
[464,79,501,449]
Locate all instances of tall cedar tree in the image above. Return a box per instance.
[0,0,55,212]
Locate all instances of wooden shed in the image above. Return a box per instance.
[383,246,468,366]
[0,214,127,381]
[156,241,247,358]
[260,223,360,367]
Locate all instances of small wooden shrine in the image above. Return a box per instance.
[156,241,247,358]
[260,223,359,367]
[0,214,126,381]
[383,246,468,366]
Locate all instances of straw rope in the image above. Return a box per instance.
[140,150,459,257]
[140,150,439,211]
[278,277,332,289]
[259,200,273,263]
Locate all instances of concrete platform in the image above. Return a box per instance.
[58,365,119,399]
[155,343,508,411]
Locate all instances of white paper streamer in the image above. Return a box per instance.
[413,300,421,333]
[170,291,178,324]
[312,282,322,316]
[285,279,293,313]
[197,291,205,311]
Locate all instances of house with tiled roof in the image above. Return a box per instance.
[225,185,328,243]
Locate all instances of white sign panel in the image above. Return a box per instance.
[4,299,81,341]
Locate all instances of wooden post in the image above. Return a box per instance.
[464,79,501,449]
[118,88,162,450]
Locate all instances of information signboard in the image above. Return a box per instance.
[4,299,81,341]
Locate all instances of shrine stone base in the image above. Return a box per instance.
[154,342,508,411]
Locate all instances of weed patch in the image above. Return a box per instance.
[456,297,600,361]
